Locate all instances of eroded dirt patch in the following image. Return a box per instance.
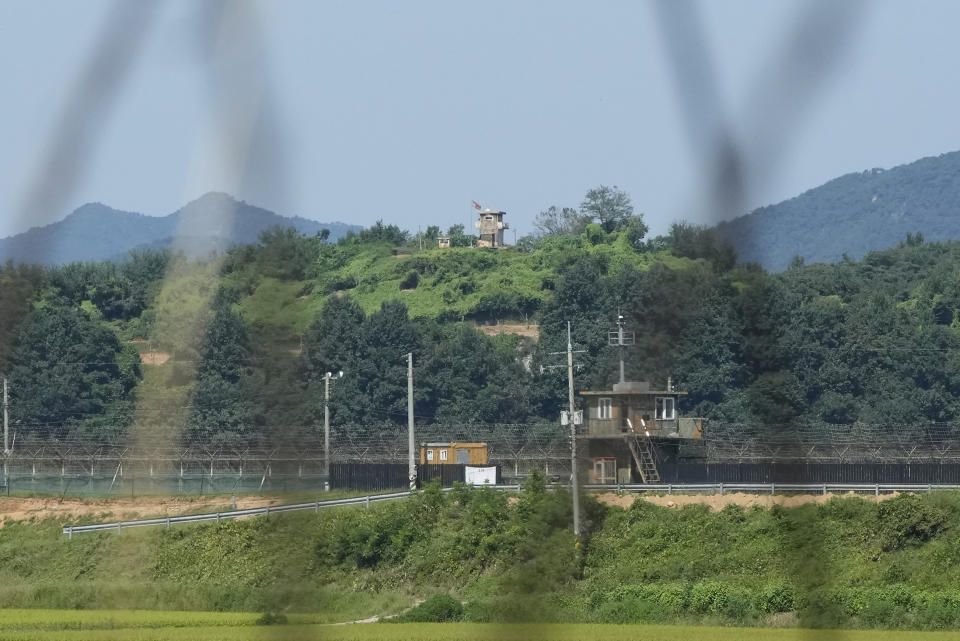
[595,490,899,510]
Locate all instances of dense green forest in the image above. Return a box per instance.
[3,184,960,444]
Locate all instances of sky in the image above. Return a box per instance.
[2,0,960,240]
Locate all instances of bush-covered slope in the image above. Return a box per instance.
[7,484,960,629]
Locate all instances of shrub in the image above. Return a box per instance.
[753,583,793,615]
[878,494,948,551]
[399,270,418,290]
[690,581,729,614]
[255,612,287,625]
[394,594,463,622]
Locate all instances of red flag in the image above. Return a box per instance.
[471,200,482,210]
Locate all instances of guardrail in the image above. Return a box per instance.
[61,486,522,538]
[61,482,960,537]
[62,490,414,539]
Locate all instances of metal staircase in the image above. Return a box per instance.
[627,434,660,483]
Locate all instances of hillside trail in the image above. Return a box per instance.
[326,599,425,625]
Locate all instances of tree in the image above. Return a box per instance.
[624,215,650,250]
[533,206,591,238]
[666,221,737,271]
[580,185,634,233]
[357,301,423,423]
[340,220,409,246]
[303,295,365,379]
[8,305,139,438]
[420,325,532,423]
[0,262,42,370]
[186,297,256,444]
[447,224,473,248]
[256,226,320,280]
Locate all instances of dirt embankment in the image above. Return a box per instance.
[595,491,899,511]
[0,490,902,524]
[478,323,539,340]
[0,495,283,525]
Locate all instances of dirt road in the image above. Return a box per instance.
[0,490,899,525]
[0,495,282,525]
[595,490,898,510]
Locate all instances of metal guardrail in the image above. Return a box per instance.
[61,486,523,538]
[62,490,413,539]
[61,482,960,537]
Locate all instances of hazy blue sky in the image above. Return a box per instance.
[2,0,960,239]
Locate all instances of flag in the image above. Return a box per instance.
[471,200,482,210]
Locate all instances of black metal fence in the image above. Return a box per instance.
[659,463,960,484]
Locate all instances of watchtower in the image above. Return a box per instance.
[475,209,508,247]
[577,314,703,484]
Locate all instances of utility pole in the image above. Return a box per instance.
[567,322,581,537]
[408,353,416,491]
[323,370,343,491]
[3,376,8,455]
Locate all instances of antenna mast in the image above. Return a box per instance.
[609,311,634,384]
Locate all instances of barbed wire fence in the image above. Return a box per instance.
[8,419,960,496]
[0,422,576,496]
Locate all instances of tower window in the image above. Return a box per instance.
[656,397,675,420]
[598,397,613,419]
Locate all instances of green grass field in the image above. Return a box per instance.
[0,613,958,641]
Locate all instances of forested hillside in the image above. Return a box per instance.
[715,151,960,271]
[4,190,960,445]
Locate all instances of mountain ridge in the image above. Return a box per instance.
[0,192,361,265]
[714,150,960,271]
